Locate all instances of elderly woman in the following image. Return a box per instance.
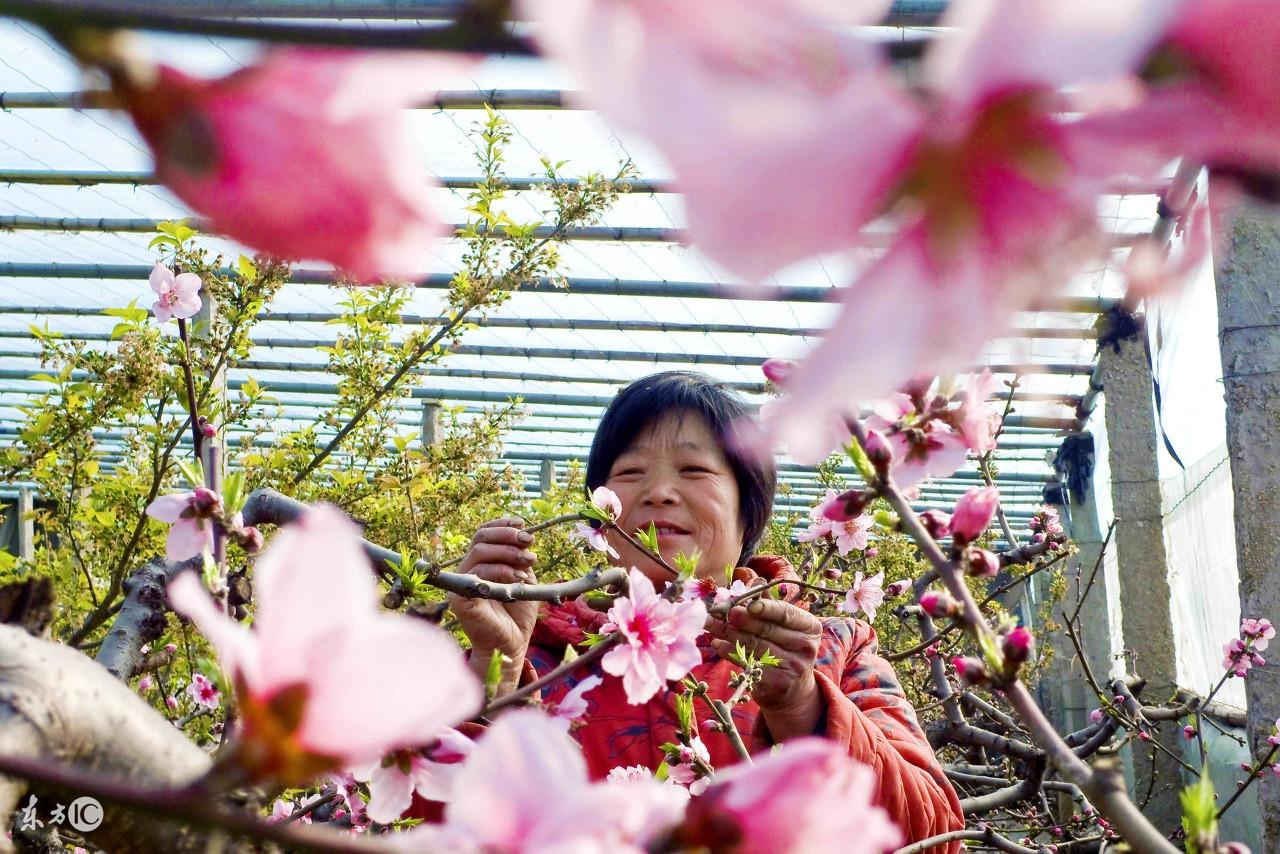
[450,372,963,848]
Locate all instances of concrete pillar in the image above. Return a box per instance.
[1098,329,1183,832]
[539,459,556,494]
[1215,208,1280,850]
[16,486,33,561]
[420,402,442,447]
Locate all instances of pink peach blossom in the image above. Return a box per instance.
[840,571,885,622]
[688,738,900,854]
[167,505,481,780]
[571,522,619,559]
[145,489,220,561]
[590,485,623,520]
[149,262,202,323]
[121,49,470,281]
[601,568,707,704]
[551,674,604,730]
[397,710,687,853]
[186,672,221,709]
[519,0,919,285]
[353,729,475,824]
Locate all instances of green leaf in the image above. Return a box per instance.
[633,522,659,554]
[176,458,205,490]
[1180,769,1218,854]
[236,255,257,281]
[674,691,693,735]
[484,650,509,701]
[673,550,700,580]
[845,438,877,485]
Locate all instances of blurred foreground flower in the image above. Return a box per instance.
[396,710,686,853]
[119,49,469,281]
[681,739,901,853]
[167,505,481,782]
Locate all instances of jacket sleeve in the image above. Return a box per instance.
[758,617,965,853]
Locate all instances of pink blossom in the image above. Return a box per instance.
[951,487,1000,544]
[1241,618,1276,651]
[681,576,721,603]
[712,579,752,607]
[955,369,1001,452]
[864,394,971,489]
[686,739,900,854]
[397,710,687,853]
[268,798,312,825]
[833,515,873,556]
[551,674,604,730]
[137,675,155,693]
[602,569,707,705]
[1089,708,1104,724]
[1183,725,1197,740]
[607,765,654,784]
[840,571,885,622]
[145,490,220,561]
[186,672,222,709]
[571,522,620,559]
[149,262,202,323]
[165,695,178,710]
[121,50,470,281]
[590,485,623,520]
[667,736,711,795]
[797,489,838,543]
[353,729,475,824]
[165,642,178,654]
[167,505,481,781]
[1223,638,1266,678]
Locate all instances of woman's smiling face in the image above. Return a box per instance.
[603,410,745,586]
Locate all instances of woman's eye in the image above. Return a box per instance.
[682,465,712,474]
[614,468,642,477]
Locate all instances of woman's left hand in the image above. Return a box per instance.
[706,597,825,740]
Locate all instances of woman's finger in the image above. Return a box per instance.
[735,600,822,635]
[472,524,534,547]
[460,543,537,573]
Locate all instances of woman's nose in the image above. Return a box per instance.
[640,475,679,506]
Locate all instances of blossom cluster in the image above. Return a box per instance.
[1224,617,1275,678]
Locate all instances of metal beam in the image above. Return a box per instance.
[0,264,1124,312]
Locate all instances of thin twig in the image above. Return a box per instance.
[478,634,620,717]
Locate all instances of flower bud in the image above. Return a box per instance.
[964,547,1001,578]
[1138,730,1151,741]
[821,489,870,522]
[166,695,178,710]
[885,579,911,598]
[191,487,222,515]
[952,656,990,687]
[919,590,958,619]
[138,675,155,693]
[760,358,795,386]
[165,642,178,654]
[238,525,265,552]
[918,509,951,540]
[1219,843,1252,854]
[862,428,893,471]
[1002,626,1034,664]
[1089,708,1104,723]
[950,487,999,544]
[200,421,218,439]
[1183,725,1198,740]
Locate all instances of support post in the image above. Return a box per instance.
[420,401,441,447]
[1215,208,1280,850]
[539,459,556,494]
[1098,328,1183,832]
[16,486,32,561]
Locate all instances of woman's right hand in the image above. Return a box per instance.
[448,518,541,691]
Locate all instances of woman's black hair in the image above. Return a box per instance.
[586,371,777,565]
